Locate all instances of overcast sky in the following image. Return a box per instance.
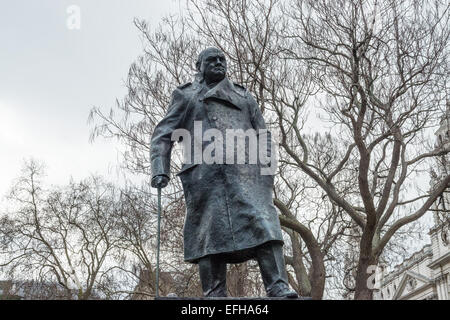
[0,1,182,205]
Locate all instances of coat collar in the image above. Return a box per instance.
[199,78,244,110]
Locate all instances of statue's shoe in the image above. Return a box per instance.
[204,289,227,298]
[267,286,299,298]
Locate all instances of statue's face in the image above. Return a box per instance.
[200,49,227,83]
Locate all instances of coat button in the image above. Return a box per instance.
[212,116,218,121]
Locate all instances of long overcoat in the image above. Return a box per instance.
[150,77,283,263]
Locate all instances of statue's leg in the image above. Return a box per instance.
[256,241,298,298]
[198,255,227,297]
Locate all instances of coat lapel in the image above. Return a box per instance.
[202,78,244,110]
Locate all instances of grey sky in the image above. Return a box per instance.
[0,1,179,204]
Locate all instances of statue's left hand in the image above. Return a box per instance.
[151,175,169,189]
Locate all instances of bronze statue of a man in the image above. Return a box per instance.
[150,47,297,298]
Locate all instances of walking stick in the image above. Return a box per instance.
[155,187,162,299]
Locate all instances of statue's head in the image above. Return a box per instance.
[195,47,227,84]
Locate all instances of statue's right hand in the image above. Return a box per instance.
[151,175,169,189]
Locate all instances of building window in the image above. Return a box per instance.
[407,278,417,291]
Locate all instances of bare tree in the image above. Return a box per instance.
[278,0,450,299]
[112,185,203,299]
[0,160,122,299]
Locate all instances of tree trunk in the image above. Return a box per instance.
[354,227,378,300]
[290,231,312,296]
[354,255,378,300]
[277,211,325,300]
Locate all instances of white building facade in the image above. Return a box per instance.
[374,103,450,300]
[374,222,449,300]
